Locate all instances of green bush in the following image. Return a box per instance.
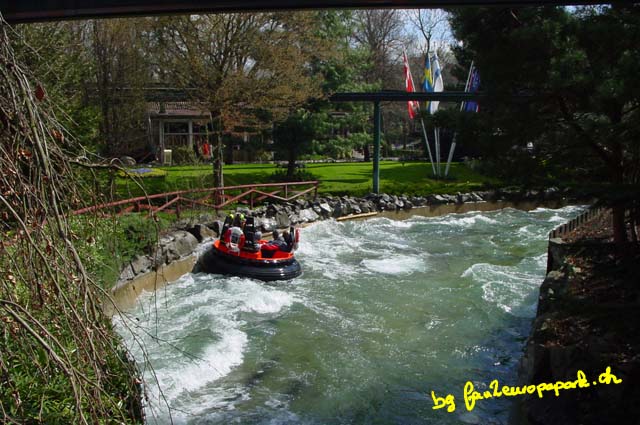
[172,146,198,165]
[269,169,317,183]
[72,214,173,288]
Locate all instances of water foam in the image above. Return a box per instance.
[361,255,427,275]
[116,272,296,421]
[462,259,544,317]
[151,323,248,399]
[116,205,585,424]
[433,213,499,229]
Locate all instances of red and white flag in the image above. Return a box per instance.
[403,51,420,120]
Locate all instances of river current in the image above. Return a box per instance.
[116,205,582,425]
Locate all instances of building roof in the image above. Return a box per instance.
[147,101,211,119]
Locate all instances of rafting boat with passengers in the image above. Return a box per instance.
[197,213,302,281]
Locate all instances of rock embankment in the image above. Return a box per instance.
[116,230,199,283]
[245,187,565,229]
[114,187,572,286]
[512,213,640,425]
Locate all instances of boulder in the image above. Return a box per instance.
[257,217,277,233]
[207,220,223,237]
[235,207,251,216]
[289,213,301,225]
[299,208,320,223]
[319,203,333,217]
[457,193,471,203]
[525,190,540,199]
[152,231,198,266]
[544,187,560,199]
[187,224,217,242]
[266,204,280,218]
[428,194,447,204]
[118,264,136,282]
[252,206,267,217]
[275,211,291,228]
[470,192,484,202]
[130,254,152,275]
[169,230,198,258]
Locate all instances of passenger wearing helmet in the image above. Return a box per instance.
[260,230,287,258]
[232,213,246,229]
[282,230,293,252]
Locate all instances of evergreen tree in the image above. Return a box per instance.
[449,5,640,242]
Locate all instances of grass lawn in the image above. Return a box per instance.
[115,161,500,199]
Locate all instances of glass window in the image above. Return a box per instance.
[164,122,188,134]
[193,122,209,134]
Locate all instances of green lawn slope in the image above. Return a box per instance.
[116,161,500,199]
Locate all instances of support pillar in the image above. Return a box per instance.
[159,119,165,163]
[373,100,381,194]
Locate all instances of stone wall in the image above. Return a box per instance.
[512,213,639,425]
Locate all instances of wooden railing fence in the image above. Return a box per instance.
[72,181,319,218]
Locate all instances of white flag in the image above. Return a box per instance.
[430,52,444,114]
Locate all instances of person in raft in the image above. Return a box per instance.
[221,213,247,252]
[260,230,292,257]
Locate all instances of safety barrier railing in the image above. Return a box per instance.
[72,180,319,218]
[548,206,605,240]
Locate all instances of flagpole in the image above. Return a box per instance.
[434,127,441,177]
[444,133,457,177]
[445,61,475,178]
[420,118,437,176]
[404,48,437,177]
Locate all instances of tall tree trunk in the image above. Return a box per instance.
[213,129,224,188]
[287,148,296,179]
[611,137,627,246]
[612,205,626,245]
[225,140,234,165]
[363,143,370,162]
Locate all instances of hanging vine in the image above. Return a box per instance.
[0,15,144,423]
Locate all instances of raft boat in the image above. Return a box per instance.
[197,216,302,282]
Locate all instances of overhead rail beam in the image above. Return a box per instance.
[1,0,612,24]
[330,91,487,103]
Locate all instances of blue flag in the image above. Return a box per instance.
[463,65,480,113]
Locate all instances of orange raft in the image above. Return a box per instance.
[196,232,302,282]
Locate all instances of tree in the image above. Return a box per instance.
[309,11,378,161]
[90,18,152,158]
[449,5,640,243]
[151,12,330,187]
[272,109,319,178]
[352,10,406,89]
[407,9,451,59]
[12,22,100,150]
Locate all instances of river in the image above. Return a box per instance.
[116,205,582,424]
